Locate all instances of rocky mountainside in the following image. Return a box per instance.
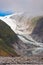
[31,17,43,43]
[0,13,43,56]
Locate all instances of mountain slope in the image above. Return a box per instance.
[10,14,43,43]
[0,19,19,56]
[0,13,43,56]
[0,19,39,56]
[31,17,43,43]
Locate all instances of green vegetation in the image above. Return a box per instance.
[0,20,18,56]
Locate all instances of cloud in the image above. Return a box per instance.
[0,0,43,13]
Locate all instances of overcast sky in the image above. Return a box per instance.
[0,0,43,14]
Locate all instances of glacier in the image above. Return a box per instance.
[0,12,43,56]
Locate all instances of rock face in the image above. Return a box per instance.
[31,17,43,43]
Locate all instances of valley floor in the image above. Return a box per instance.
[0,55,43,65]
